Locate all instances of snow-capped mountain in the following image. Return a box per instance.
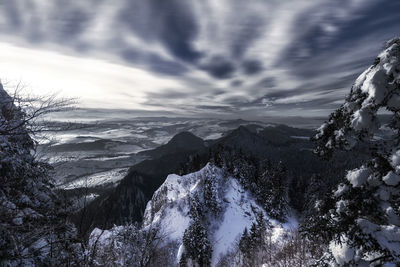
[89,163,297,266]
[143,163,298,266]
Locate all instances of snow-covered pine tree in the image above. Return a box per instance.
[238,211,272,266]
[181,218,212,267]
[303,174,325,215]
[249,211,267,247]
[212,146,258,188]
[0,83,78,265]
[203,168,221,215]
[238,227,253,267]
[88,222,171,267]
[189,194,204,220]
[231,151,258,188]
[257,161,288,221]
[183,192,213,266]
[306,38,400,265]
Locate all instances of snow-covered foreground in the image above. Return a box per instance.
[90,164,298,266]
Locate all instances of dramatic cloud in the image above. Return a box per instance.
[0,0,399,120]
[201,56,236,79]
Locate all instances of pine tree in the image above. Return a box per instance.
[238,227,253,266]
[189,194,203,220]
[303,174,325,215]
[203,168,221,215]
[305,38,400,265]
[238,212,272,266]
[257,161,288,221]
[182,219,212,267]
[249,212,266,246]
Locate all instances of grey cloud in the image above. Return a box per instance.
[231,80,243,87]
[0,1,92,43]
[258,77,275,88]
[51,6,89,41]
[146,89,192,101]
[195,105,235,112]
[201,56,236,79]
[120,49,141,62]
[280,0,400,77]
[230,16,264,59]
[119,49,188,76]
[220,95,251,108]
[213,89,227,96]
[119,0,202,62]
[146,54,189,76]
[242,60,263,75]
[0,1,23,30]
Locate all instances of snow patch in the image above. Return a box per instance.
[383,171,400,186]
[357,219,400,259]
[329,238,355,265]
[334,183,348,197]
[60,167,128,189]
[212,178,267,265]
[346,167,370,187]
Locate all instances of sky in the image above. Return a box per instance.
[0,0,399,120]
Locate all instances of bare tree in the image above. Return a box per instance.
[1,81,76,137]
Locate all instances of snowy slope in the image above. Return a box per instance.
[59,167,129,189]
[141,163,296,266]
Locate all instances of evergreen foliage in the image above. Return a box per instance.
[304,38,400,265]
[203,168,221,215]
[181,219,212,267]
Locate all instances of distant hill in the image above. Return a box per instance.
[214,126,270,157]
[258,124,314,145]
[138,131,205,159]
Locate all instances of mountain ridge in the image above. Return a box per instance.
[80,123,365,231]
